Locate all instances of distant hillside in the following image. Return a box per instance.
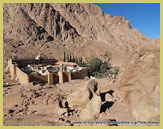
[3,3,149,67]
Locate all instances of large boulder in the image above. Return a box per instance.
[66,86,90,109]
[66,79,100,109]
[86,79,101,96]
[79,94,102,120]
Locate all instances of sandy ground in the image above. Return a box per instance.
[3,73,134,126]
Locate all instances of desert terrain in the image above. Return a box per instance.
[3,3,160,126]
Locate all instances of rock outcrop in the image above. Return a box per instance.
[3,3,160,125]
[3,3,148,67]
[116,38,160,121]
[79,93,102,120]
[66,79,100,109]
[66,85,90,110]
[63,79,102,120]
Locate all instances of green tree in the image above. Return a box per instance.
[79,57,83,63]
[66,53,70,62]
[63,52,66,62]
[87,57,103,76]
[69,54,72,62]
[71,55,74,62]
[75,57,78,64]
[100,61,109,73]
[86,54,119,79]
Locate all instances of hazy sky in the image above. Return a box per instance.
[94,3,160,39]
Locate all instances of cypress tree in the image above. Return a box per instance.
[72,55,75,62]
[67,54,70,62]
[75,57,78,64]
[63,52,66,62]
[69,54,71,62]
[80,57,83,63]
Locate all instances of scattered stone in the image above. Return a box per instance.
[42,97,48,105]
[58,118,65,121]
[66,120,71,124]
[31,110,37,114]
[63,112,68,117]
[8,109,15,114]
[5,83,11,87]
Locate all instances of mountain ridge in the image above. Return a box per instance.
[3,3,153,68]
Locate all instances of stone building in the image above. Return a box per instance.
[5,59,88,85]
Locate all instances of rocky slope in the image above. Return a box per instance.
[3,3,160,126]
[4,3,148,67]
[115,38,160,121]
[3,78,135,126]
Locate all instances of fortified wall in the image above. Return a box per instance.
[5,59,88,85]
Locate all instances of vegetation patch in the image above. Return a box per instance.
[63,52,120,79]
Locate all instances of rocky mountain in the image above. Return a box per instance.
[115,38,160,121]
[4,3,148,67]
[3,3,160,125]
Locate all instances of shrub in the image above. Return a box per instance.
[108,66,120,79]
[87,57,110,78]
[87,58,102,75]
[103,52,112,63]
[100,61,109,73]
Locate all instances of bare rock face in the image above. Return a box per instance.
[86,79,100,96]
[66,86,90,109]
[116,38,160,121]
[66,79,101,110]
[79,94,102,120]
[65,79,102,120]
[3,4,53,45]
[24,3,80,42]
[3,3,148,68]
[52,3,133,42]
[51,3,148,66]
[3,3,81,45]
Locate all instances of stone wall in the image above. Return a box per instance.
[9,63,16,80]
[72,68,88,80]
[63,72,69,82]
[53,73,59,84]
[6,60,88,85]
[12,59,57,67]
[16,67,30,84]
[29,74,48,83]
